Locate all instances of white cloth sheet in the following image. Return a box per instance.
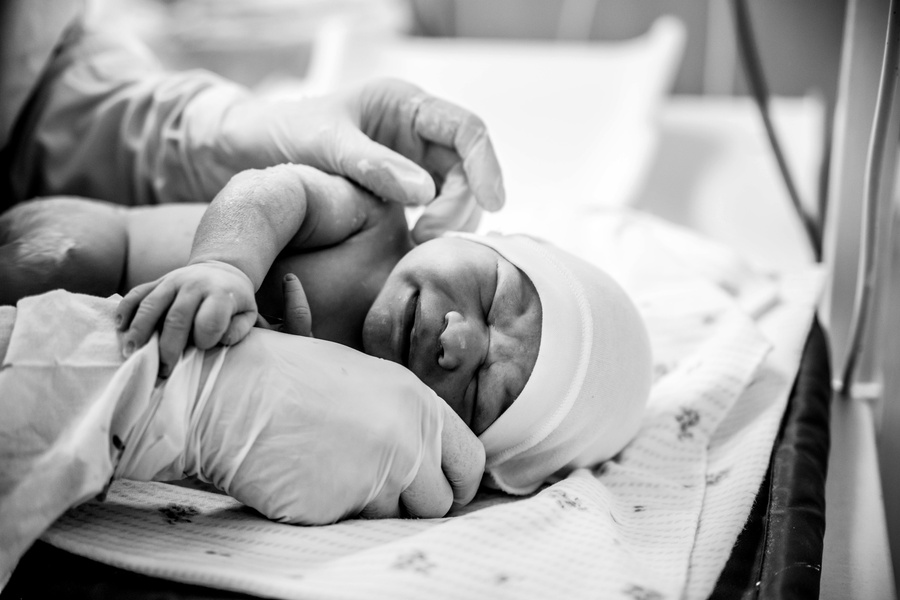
[42,210,823,600]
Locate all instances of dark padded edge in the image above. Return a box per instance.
[1,541,257,600]
[711,318,831,599]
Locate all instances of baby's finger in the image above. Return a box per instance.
[157,290,203,377]
[116,281,158,331]
[222,311,257,346]
[121,284,178,357]
[193,294,234,349]
[281,273,312,337]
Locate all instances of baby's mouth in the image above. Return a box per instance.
[399,292,419,369]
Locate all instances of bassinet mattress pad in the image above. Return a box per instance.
[41,210,823,600]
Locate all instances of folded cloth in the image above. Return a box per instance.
[454,233,653,495]
[0,291,131,587]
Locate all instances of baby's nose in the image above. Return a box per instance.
[438,311,484,371]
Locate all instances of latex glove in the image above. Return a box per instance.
[114,328,485,523]
[218,78,505,242]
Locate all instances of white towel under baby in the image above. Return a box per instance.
[42,210,823,600]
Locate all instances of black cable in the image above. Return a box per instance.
[731,0,823,262]
[840,0,899,396]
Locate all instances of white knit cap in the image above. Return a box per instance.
[454,233,652,495]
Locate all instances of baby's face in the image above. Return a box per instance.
[363,237,542,435]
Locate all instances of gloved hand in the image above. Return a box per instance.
[0,291,482,582]
[114,328,485,523]
[216,78,504,242]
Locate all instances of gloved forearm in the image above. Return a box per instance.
[5,22,248,206]
[5,18,505,241]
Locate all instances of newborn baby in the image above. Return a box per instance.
[0,165,651,493]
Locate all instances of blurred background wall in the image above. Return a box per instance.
[101,0,847,112]
[409,0,847,111]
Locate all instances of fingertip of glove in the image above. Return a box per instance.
[410,223,440,244]
[478,178,505,212]
[370,161,434,206]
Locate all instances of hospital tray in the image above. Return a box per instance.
[711,318,830,598]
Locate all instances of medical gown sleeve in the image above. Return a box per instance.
[3,20,250,207]
[0,292,157,589]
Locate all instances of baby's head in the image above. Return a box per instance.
[363,233,652,494]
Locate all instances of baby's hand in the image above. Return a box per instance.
[116,261,257,377]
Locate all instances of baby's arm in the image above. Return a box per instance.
[189,163,371,289]
[116,164,378,374]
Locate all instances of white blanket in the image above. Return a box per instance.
[42,210,822,600]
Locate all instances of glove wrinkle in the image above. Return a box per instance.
[183,345,228,485]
